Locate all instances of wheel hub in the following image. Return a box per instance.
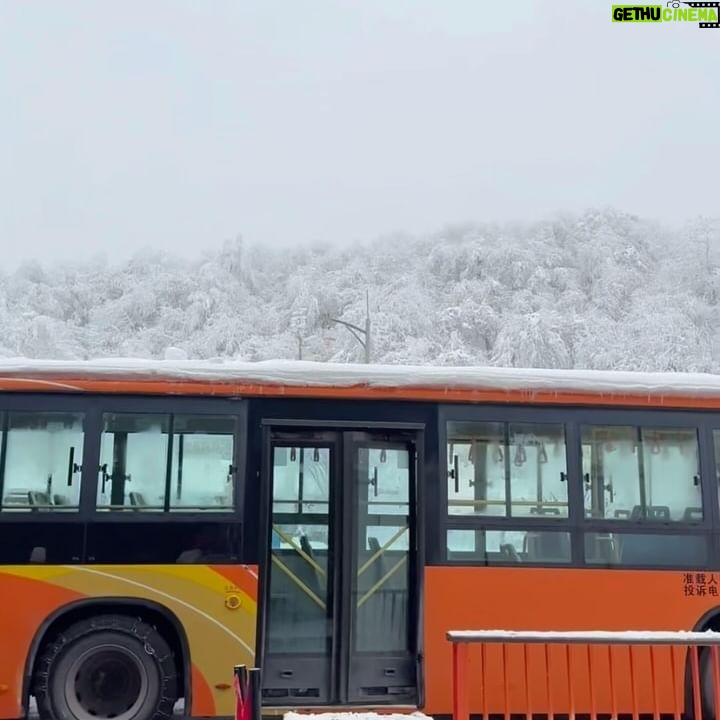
[65,644,149,720]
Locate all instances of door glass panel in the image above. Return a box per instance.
[2,412,84,511]
[266,445,332,655]
[353,445,411,653]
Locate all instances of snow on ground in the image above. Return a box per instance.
[284,713,432,720]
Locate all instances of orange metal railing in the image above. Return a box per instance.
[447,629,720,720]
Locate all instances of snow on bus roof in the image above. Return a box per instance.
[0,357,720,398]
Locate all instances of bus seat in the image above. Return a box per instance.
[129,492,146,507]
[28,491,52,510]
[649,505,671,520]
[2,489,31,507]
[683,507,703,522]
[530,506,561,515]
[585,533,618,564]
[176,549,203,563]
[630,505,671,521]
[524,531,570,563]
[368,536,381,552]
[29,546,47,563]
[499,543,521,562]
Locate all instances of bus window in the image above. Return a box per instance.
[169,416,235,511]
[96,413,236,512]
[446,528,571,564]
[447,421,568,518]
[584,531,707,568]
[580,425,701,522]
[97,413,169,511]
[86,521,241,564]
[713,430,720,515]
[1,412,84,511]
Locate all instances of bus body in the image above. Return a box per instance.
[0,360,720,719]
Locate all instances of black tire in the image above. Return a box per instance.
[701,646,719,720]
[33,614,178,720]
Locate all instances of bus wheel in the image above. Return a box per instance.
[701,647,718,720]
[35,614,178,720]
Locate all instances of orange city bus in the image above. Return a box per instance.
[2,359,720,720]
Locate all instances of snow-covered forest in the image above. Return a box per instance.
[2,208,719,372]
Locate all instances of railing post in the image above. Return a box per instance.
[233,664,248,720]
[452,640,469,720]
[249,667,262,720]
[691,646,703,720]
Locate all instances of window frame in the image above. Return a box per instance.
[706,426,720,520]
[83,395,248,524]
[578,421,704,525]
[94,409,240,514]
[573,407,715,538]
[444,414,575,525]
[0,394,92,522]
[439,403,719,569]
[0,393,248,527]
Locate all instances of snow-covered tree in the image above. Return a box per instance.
[2,208,720,372]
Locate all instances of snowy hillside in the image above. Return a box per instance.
[1,208,718,372]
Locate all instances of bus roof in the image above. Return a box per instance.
[1,358,720,409]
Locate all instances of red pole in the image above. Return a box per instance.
[692,646,703,720]
[452,642,470,720]
[480,643,487,720]
[502,643,510,720]
[629,645,639,720]
[522,643,531,720]
[586,645,597,720]
[608,645,617,720]
[670,645,681,720]
[544,643,553,720]
[242,678,251,720]
[649,645,659,720]
[566,644,575,720]
[233,666,245,720]
[712,647,720,720]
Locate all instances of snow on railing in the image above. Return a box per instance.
[447,629,720,720]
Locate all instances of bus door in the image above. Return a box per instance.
[260,428,421,707]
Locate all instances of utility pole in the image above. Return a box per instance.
[326,289,372,363]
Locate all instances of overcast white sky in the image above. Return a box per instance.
[0,1,717,268]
